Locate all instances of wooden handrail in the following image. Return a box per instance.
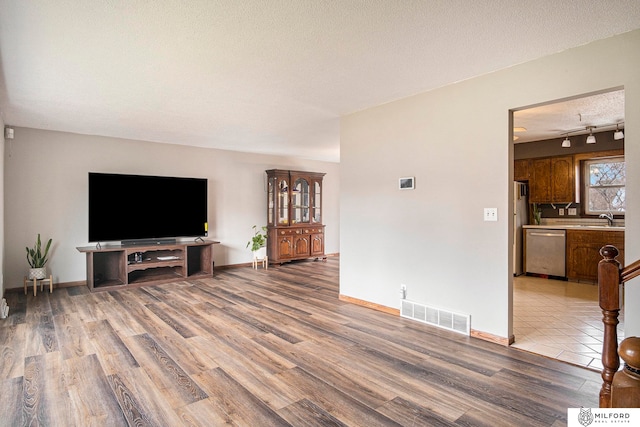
[620,258,640,283]
[598,245,640,408]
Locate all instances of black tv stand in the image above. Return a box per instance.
[77,240,219,291]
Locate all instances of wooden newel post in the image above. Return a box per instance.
[611,337,640,407]
[598,245,621,408]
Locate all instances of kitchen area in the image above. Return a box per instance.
[514,137,625,283]
[511,89,625,369]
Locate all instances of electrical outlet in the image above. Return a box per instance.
[559,208,565,216]
[483,208,498,221]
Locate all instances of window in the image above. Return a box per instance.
[584,157,625,215]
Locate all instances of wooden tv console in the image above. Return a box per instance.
[76,240,219,291]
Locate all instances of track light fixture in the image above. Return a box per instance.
[586,127,596,144]
[559,121,624,148]
[614,123,624,140]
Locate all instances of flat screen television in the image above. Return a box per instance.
[88,172,208,244]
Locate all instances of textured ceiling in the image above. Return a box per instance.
[513,89,625,143]
[1,1,639,162]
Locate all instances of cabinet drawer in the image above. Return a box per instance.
[566,230,604,243]
[304,228,323,234]
[278,229,303,235]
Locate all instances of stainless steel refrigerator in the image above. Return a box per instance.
[513,182,529,276]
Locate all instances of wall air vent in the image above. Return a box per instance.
[401,299,470,335]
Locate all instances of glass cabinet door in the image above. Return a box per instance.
[312,181,321,223]
[292,178,310,224]
[268,177,274,225]
[278,179,289,225]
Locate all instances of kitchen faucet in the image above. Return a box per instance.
[599,212,614,226]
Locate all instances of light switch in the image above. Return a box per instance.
[568,208,577,216]
[484,208,498,221]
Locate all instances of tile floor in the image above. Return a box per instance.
[512,275,624,371]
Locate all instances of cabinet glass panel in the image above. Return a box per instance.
[268,177,274,225]
[313,181,321,223]
[278,179,289,225]
[292,178,310,224]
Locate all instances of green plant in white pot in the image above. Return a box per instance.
[26,234,53,279]
[246,225,268,259]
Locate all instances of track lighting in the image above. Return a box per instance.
[559,122,624,148]
[614,123,624,140]
[586,127,596,144]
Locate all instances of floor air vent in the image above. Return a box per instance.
[401,299,470,335]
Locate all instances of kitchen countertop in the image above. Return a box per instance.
[523,224,624,231]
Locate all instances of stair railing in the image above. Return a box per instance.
[598,245,640,408]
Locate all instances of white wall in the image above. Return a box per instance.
[0,115,4,298]
[341,29,640,339]
[3,128,339,289]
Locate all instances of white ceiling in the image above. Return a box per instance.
[513,89,625,143]
[1,1,639,162]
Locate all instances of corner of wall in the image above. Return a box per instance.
[0,115,5,300]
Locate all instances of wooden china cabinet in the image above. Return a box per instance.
[265,169,326,264]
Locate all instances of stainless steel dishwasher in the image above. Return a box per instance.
[525,228,566,277]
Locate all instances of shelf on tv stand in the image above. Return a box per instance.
[76,240,219,291]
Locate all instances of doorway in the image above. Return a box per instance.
[509,88,625,369]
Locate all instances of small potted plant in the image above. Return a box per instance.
[26,234,53,279]
[246,225,268,260]
[532,203,542,225]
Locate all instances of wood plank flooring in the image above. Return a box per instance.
[0,257,601,426]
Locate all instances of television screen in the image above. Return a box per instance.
[88,172,208,243]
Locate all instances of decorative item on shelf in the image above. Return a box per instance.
[532,203,542,225]
[25,233,52,279]
[246,225,268,269]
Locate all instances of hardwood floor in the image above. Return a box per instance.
[1,257,600,426]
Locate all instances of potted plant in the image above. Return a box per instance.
[246,225,268,259]
[26,234,53,279]
[532,203,542,225]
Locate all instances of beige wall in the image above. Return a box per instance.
[3,128,339,290]
[341,30,640,339]
[0,115,4,299]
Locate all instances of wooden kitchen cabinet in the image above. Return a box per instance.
[550,156,575,203]
[529,158,551,203]
[566,230,624,282]
[266,169,326,264]
[528,155,575,203]
[514,159,530,181]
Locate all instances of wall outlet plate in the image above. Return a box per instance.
[483,208,498,221]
